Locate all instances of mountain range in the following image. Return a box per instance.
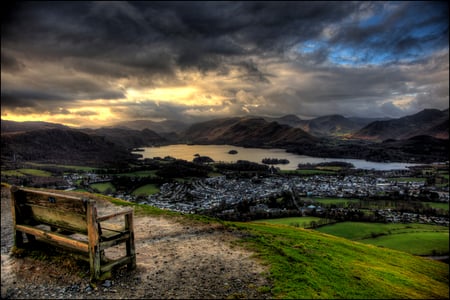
[351,108,449,141]
[1,108,448,166]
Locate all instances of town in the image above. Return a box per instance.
[2,159,448,226]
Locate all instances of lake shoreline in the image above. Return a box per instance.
[134,144,421,171]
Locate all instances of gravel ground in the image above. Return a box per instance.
[1,186,272,299]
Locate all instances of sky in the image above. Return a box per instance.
[1,1,449,127]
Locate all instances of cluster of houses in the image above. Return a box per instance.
[140,174,448,221]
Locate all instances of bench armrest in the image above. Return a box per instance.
[96,208,133,222]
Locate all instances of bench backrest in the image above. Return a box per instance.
[11,187,95,234]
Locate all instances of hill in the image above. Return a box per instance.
[1,120,167,167]
[81,127,166,149]
[1,120,71,133]
[182,117,318,147]
[1,128,137,167]
[352,108,449,141]
[267,114,381,137]
[1,186,448,299]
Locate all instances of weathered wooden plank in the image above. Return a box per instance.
[125,213,137,270]
[96,209,133,222]
[28,204,88,233]
[100,256,133,273]
[15,188,87,214]
[87,203,101,281]
[99,234,130,250]
[15,224,89,252]
[10,186,24,247]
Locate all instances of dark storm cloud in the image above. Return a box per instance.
[1,1,448,122]
[1,51,25,72]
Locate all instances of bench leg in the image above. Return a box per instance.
[89,245,101,282]
[87,203,101,282]
[125,213,136,270]
[14,230,24,248]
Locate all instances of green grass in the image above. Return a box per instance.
[1,170,26,177]
[254,216,325,228]
[233,222,449,299]
[132,184,160,196]
[116,170,158,177]
[90,182,116,193]
[24,162,98,171]
[425,202,449,211]
[313,197,360,206]
[316,222,449,256]
[2,168,52,177]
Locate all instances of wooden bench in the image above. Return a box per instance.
[10,186,136,282]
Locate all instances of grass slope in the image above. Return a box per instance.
[233,222,449,299]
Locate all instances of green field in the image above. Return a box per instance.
[132,184,160,196]
[2,168,52,177]
[312,197,360,206]
[90,182,116,193]
[254,216,324,228]
[360,231,449,255]
[316,222,449,256]
[24,162,98,171]
[116,170,158,177]
[425,202,449,211]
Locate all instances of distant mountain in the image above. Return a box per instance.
[113,119,188,134]
[1,128,137,167]
[82,127,166,149]
[352,108,449,141]
[347,117,392,127]
[268,114,364,137]
[182,117,318,147]
[1,120,167,167]
[1,120,70,133]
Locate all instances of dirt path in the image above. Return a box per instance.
[1,187,272,299]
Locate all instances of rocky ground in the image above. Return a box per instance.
[1,186,272,299]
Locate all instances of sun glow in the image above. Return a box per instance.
[125,86,224,106]
[1,106,118,128]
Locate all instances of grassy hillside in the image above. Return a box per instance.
[232,222,449,299]
[5,186,448,299]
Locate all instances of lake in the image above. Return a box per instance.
[134,144,419,171]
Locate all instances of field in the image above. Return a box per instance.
[90,182,116,193]
[316,222,449,256]
[425,202,449,211]
[132,184,160,196]
[24,162,98,171]
[1,168,52,177]
[116,170,158,177]
[253,216,324,228]
[312,197,360,206]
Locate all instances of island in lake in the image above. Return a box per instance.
[262,158,290,165]
[228,150,238,155]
